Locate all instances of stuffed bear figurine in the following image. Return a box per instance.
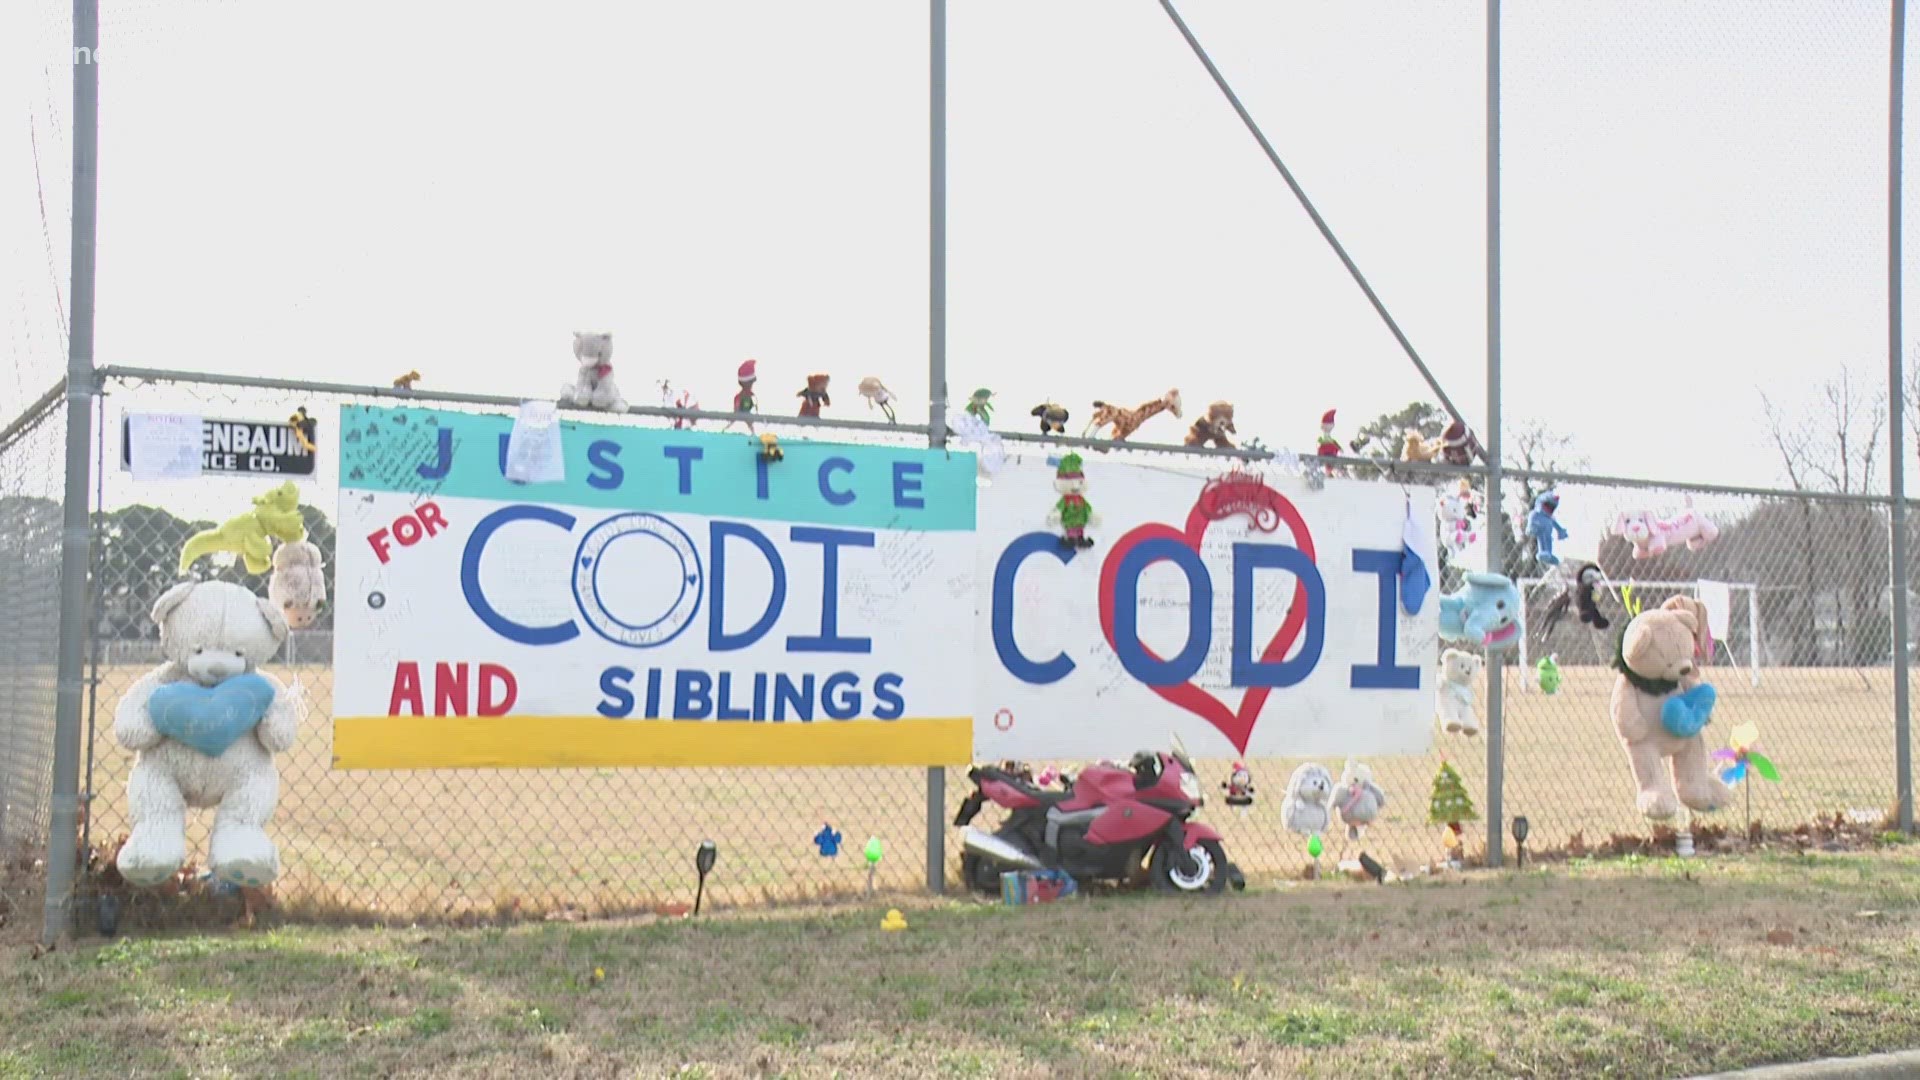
[113,580,296,889]
[267,539,327,630]
[1611,595,1728,820]
[1436,648,1485,735]
[1280,762,1333,835]
[561,331,627,412]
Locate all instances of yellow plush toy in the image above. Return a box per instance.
[179,481,309,575]
[1401,431,1443,463]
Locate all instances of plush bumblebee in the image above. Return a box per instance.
[1030,401,1069,435]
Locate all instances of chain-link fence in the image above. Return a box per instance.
[28,370,1897,929]
[0,392,66,864]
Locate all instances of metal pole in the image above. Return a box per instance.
[1891,0,1913,835]
[924,0,949,895]
[1156,0,1473,436]
[44,0,101,944]
[1482,0,1506,869]
[1748,586,1761,688]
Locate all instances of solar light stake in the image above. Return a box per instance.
[1511,816,1530,868]
[693,841,717,916]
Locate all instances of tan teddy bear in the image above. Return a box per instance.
[1611,595,1729,820]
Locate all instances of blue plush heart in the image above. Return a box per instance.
[148,673,276,756]
[1660,683,1717,739]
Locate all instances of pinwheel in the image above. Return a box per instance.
[1714,722,1778,833]
[1714,722,1778,785]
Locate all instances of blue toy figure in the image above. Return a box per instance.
[1527,491,1568,565]
[1438,572,1524,651]
[813,824,843,857]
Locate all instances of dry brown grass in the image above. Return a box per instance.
[9,851,1920,1077]
[74,662,1904,921]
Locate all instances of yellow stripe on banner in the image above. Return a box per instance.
[331,716,973,769]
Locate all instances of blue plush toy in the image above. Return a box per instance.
[1437,572,1524,651]
[1660,683,1718,739]
[813,823,843,857]
[147,672,277,757]
[1526,491,1568,566]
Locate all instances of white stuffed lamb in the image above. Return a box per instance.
[1437,648,1484,736]
[113,580,296,889]
[561,331,628,412]
[1333,759,1388,840]
[1280,762,1333,836]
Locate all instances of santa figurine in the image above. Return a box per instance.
[1222,763,1255,817]
[729,360,759,431]
[1047,452,1098,549]
[1316,410,1342,458]
[1314,409,1344,476]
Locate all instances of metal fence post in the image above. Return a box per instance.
[924,0,950,895]
[1482,0,1506,869]
[1891,0,1913,835]
[42,0,102,944]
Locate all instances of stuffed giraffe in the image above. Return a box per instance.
[1085,389,1183,441]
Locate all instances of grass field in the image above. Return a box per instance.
[9,851,1920,1077]
[74,662,1904,920]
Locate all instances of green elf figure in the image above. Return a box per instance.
[965,387,994,425]
[1047,452,1100,549]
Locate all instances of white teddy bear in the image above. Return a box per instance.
[1437,647,1485,736]
[113,580,297,889]
[1280,762,1333,836]
[561,330,628,412]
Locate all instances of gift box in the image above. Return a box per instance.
[1000,871,1028,906]
[1001,870,1077,906]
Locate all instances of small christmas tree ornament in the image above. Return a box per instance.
[1428,760,1478,868]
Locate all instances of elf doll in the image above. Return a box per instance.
[1047,452,1099,549]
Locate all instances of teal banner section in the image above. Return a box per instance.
[338,405,977,532]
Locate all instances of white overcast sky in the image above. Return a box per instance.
[1,0,1910,501]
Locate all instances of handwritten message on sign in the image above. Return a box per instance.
[331,405,978,768]
[974,461,1437,760]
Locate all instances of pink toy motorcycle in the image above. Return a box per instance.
[954,736,1241,895]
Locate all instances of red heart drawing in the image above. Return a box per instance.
[1097,493,1316,755]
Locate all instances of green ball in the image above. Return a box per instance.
[1307,834,1323,859]
[864,837,883,864]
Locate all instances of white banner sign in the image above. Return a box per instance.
[974,459,1437,760]
[332,405,978,768]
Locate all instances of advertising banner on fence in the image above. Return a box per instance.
[331,405,978,768]
[975,458,1437,760]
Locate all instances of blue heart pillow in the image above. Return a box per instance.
[1660,683,1717,739]
[148,672,276,756]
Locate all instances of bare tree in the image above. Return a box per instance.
[1501,420,1589,577]
[1761,371,1891,664]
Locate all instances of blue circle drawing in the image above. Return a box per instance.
[571,513,703,648]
